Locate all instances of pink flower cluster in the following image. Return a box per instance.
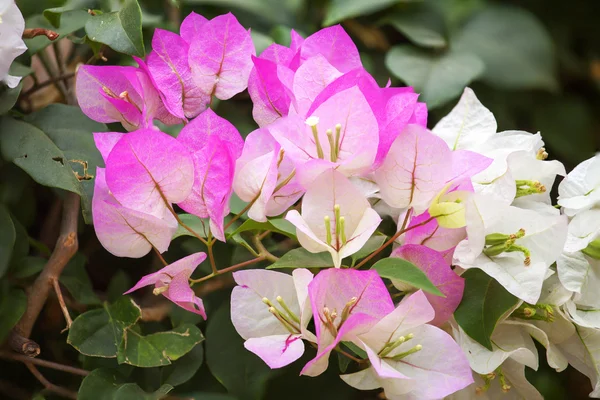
[78,10,591,399]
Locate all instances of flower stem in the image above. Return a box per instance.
[206,232,218,274]
[353,213,434,269]
[189,256,265,285]
[166,204,209,245]
[252,235,279,262]
[153,246,168,266]
[224,197,258,232]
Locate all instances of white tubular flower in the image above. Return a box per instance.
[0,0,27,88]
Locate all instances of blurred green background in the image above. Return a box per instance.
[5,0,600,398]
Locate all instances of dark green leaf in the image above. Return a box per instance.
[266,247,333,269]
[60,253,101,305]
[161,343,204,386]
[371,258,444,296]
[78,368,173,400]
[206,304,275,400]
[229,193,249,217]
[44,0,94,27]
[454,269,519,350]
[0,205,16,278]
[173,213,209,240]
[184,0,298,25]
[117,324,204,368]
[337,351,350,373]
[341,341,367,359]
[324,0,404,26]
[383,6,447,48]
[228,218,296,240]
[85,0,145,57]
[0,286,27,342]
[106,270,131,303]
[24,104,107,223]
[385,45,484,109]
[452,5,557,90]
[10,256,46,279]
[68,297,142,357]
[25,11,90,54]
[8,215,29,270]
[350,233,386,265]
[0,81,23,115]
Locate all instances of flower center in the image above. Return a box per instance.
[305,117,343,162]
[483,229,531,266]
[477,367,511,394]
[324,204,348,250]
[262,296,301,334]
[319,296,358,337]
[515,180,546,198]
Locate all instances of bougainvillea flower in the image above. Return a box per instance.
[176,109,244,241]
[0,0,26,88]
[392,245,464,326]
[298,25,362,73]
[286,169,381,268]
[104,128,194,219]
[403,210,466,261]
[179,11,207,43]
[455,200,568,303]
[93,131,124,163]
[232,128,303,222]
[558,154,600,216]
[301,268,394,376]
[231,269,314,368]
[146,28,210,119]
[92,168,176,258]
[188,12,255,100]
[341,291,473,399]
[125,252,207,318]
[76,64,177,131]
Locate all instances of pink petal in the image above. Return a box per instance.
[300,25,361,73]
[403,210,466,253]
[374,124,453,210]
[93,168,176,258]
[180,12,208,43]
[93,132,125,163]
[290,30,304,53]
[408,102,428,126]
[125,252,206,294]
[248,56,294,127]
[188,13,256,100]
[105,128,194,218]
[392,245,464,326]
[292,54,342,116]
[147,29,210,119]
[450,150,493,182]
[302,269,394,376]
[178,136,234,242]
[164,270,207,319]
[245,334,304,369]
[363,343,409,380]
[177,108,244,159]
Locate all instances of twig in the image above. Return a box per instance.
[223,197,257,232]
[20,72,76,99]
[7,331,40,357]
[37,51,69,100]
[141,301,172,322]
[153,246,168,266]
[206,232,218,274]
[25,363,77,400]
[252,235,279,262]
[52,278,72,333]
[0,351,89,377]
[12,193,80,341]
[189,257,265,285]
[23,28,59,40]
[353,215,435,270]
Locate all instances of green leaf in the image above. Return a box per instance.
[323,0,404,25]
[85,0,145,57]
[184,0,299,25]
[44,0,94,28]
[60,253,101,305]
[173,213,209,240]
[371,258,444,297]
[452,5,557,90]
[0,285,27,342]
[385,45,484,109]
[0,205,16,278]
[67,297,142,357]
[8,215,30,270]
[106,270,131,303]
[350,233,386,265]
[10,256,47,279]
[267,247,333,269]
[117,324,204,368]
[161,343,204,386]
[251,31,274,55]
[78,368,173,400]
[383,6,447,48]
[22,104,106,223]
[206,304,275,400]
[0,81,23,115]
[454,269,519,351]
[228,218,296,240]
[25,10,91,54]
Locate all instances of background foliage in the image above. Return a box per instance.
[1,0,599,398]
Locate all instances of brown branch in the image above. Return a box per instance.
[52,278,72,333]
[20,72,76,99]
[25,363,77,400]
[13,193,80,341]
[7,331,40,357]
[0,351,89,376]
[23,28,59,41]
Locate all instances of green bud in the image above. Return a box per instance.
[485,233,511,246]
[483,243,507,257]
